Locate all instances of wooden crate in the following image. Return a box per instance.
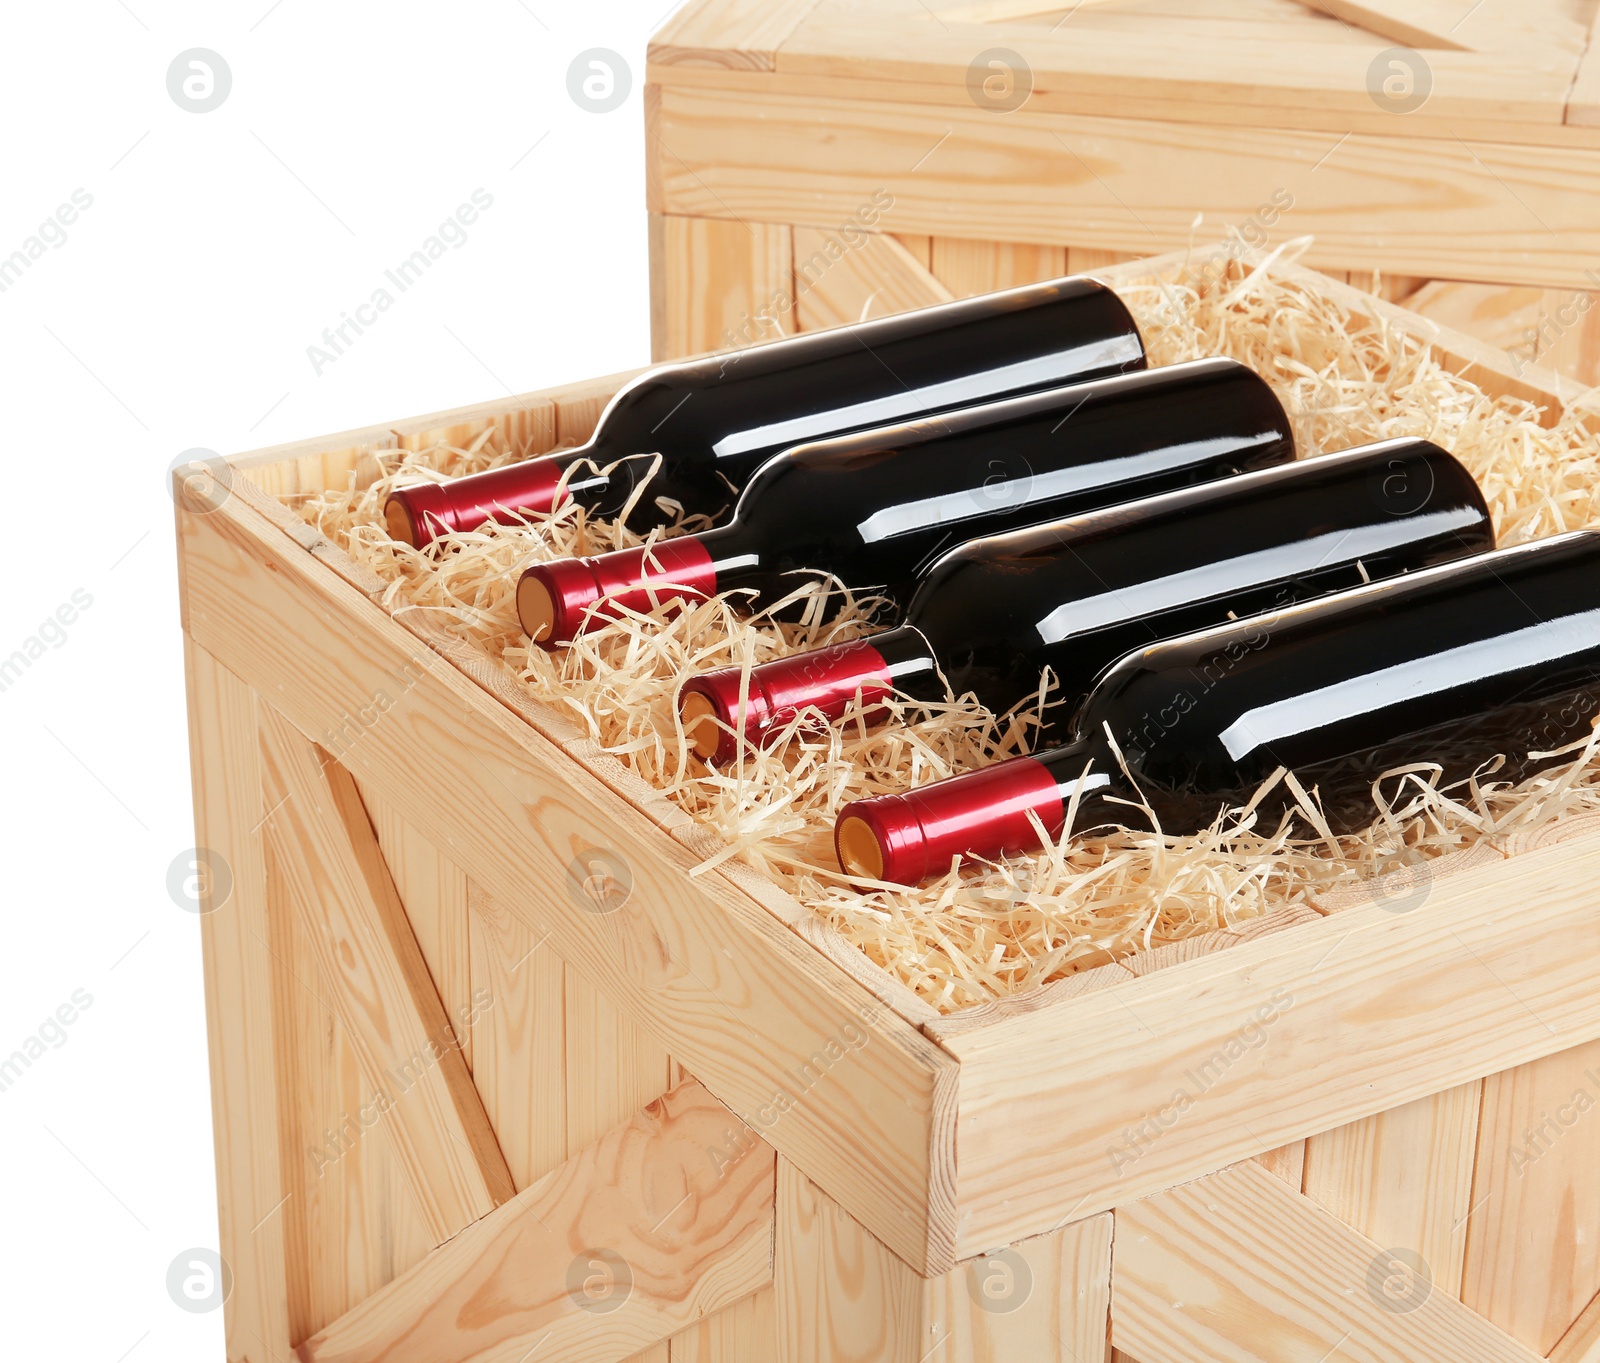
[646,0,1600,388]
[181,253,1600,1363]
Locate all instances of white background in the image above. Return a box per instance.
[0,3,665,1356]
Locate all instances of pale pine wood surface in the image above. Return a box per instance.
[774,1159,1113,1361]
[183,641,294,1363]
[256,706,515,1239]
[649,214,794,360]
[651,0,823,70]
[1462,1039,1600,1353]
[792,226,952,332]
[649,83,1600,288]
[297,1081,777,1363]
[1302,0,1590,53]
[1405,279,1600,390]
[1112,1161,1543,1362]
[1300,1083,1483,1300]
[945,834,1600,1256]
[1552,1289,1600,1363]
[927,237,1068,297]
[177,493,960,1276]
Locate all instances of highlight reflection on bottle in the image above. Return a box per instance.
[836,532,1600,885]
[385,275,1146,545]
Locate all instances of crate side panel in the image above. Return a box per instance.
[179,496,958,1274]
[1463,1039,1600,1353]
[928,237,1068,297]
[650,214,794,360]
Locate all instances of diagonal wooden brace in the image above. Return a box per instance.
[296,1078,776,1363]
[257,703,516,1241]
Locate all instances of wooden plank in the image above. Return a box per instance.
[1255,1142,1305,1188]
[1461,1040,1600,1353]
[777,12,1577,124]
[298,1080,777,1363]
[178,492,959,1276]
[668,1287,778,1362]
[648,215,794,360]
[1112,1161,1543,1362]
[1302,1,1590,54]
[268,832,436,1339]
[1067,246,1140,275]
[564,962,674,1152]
[358,785,476,1068]
[467,880,569,1190]
[256,705,515,1240]
[928,238,1068,297]
[650,0,823,71]
[1574,7,1600,128]
[651,84,1600,289]
[944,833,1600,1256]
[1552,1288,1600,1363]
[792,226,953,330]
[1405,279,1600,389]
[182,640,294,1363]
[1300,1082,1482,1299]
[774,1157,1113,1361]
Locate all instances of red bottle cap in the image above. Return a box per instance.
[678,641,895,765]
[835,757,1065,885]
[385,455,571,548]
[517,538,718,646]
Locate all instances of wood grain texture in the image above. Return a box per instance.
[648,214,793,360]
[565,961,675,1153]
[651,0,822,71]
[297,1080,777,1363]
[1462,1040,1600,1353]
[1574,7,1600,128]
[945,832,1600,1255]
[1301,0,1590,53]
[358,785,475,1069]
[1552,1288,1600,1363]
[778,9,1578,123]
[267,830,436,1341]
[774,1158,1113,1361]
[792,225,952,330]
[467,879,569,1190]
[668,1286,777,1362]
[257,706,515,1239]
[178,491,959,1275]
[1405,279,1600,389]
[1112,1161,1543,1362]
[928,237,1068,297]
[183,641,294,1363]
[1301,1082,1482,1299]
[651,83,1600,288]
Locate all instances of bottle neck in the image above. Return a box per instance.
[835,735,1127,884]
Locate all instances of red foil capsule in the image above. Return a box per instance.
[835,757,1065,884]
[385,457,571,548]
[517,538,718,646]
[679,640,895,764]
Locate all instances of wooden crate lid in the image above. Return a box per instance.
[653,0,1600,133]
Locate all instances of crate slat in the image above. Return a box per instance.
[650,84,1600,290]
[1462,1039,1600,1352]
[944,836,1600,1256]
[257,706,516,1237]
[1111,1161,1543,1361]
[773,1158,1113,1360]
[297,1079,777,1363]
[183,641,295,1363]
[927,238,1068,298]
[1300,1082,1483,1300]
[649,214,794,360]
[1300,0,1590,53]
[792,226,952,333]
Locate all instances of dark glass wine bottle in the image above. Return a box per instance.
[835,531,1600,884]
[679,439,1493,763]
[517,358,1295,646]
[384,276,1145,546]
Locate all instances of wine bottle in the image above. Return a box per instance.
[517,357,1295,646]
[384,276,1146,546]
[679,438,1493,764]
[835,531,1600,884]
